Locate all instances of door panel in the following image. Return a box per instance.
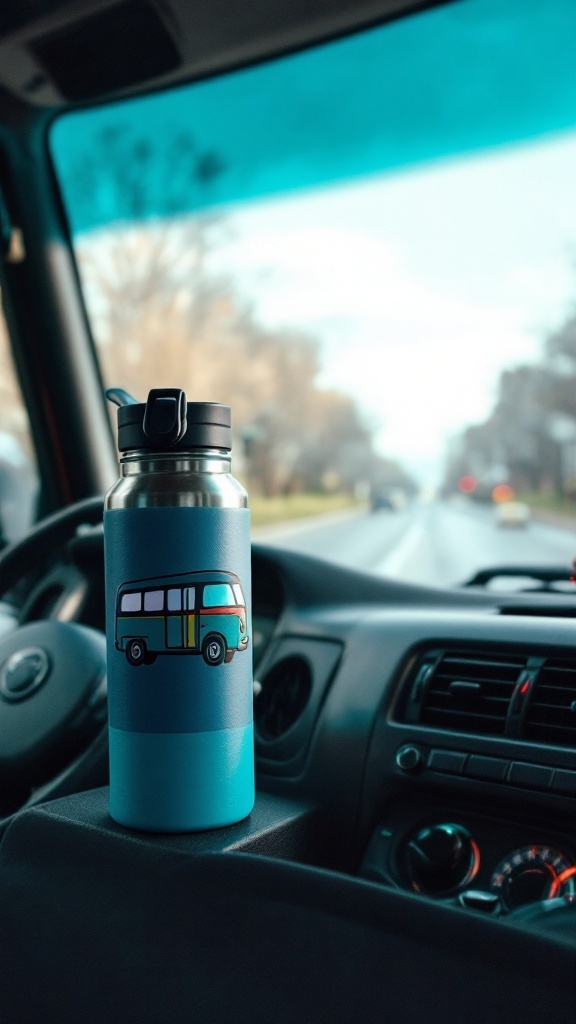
[166,615,184,648]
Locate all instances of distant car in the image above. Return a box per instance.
[370,486,408,512]
[370,489,396,512]
[495,500,531,527]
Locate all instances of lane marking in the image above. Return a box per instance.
[376,522,426,577]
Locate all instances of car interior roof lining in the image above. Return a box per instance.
[0,0,451,110]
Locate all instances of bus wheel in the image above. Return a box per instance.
[202,634,226,666]
[126,639,147,666]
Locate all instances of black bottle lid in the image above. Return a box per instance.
[107,388,232,452]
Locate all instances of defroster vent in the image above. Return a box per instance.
[413,651,527,736]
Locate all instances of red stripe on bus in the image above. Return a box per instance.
[201,606,244,615]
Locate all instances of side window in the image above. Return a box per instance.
[144,590,164,612]
[120,592,142,612]
[167,588,182,611]
[232,584,245,606]
[203,584,234,608]
[0,304,37,545]
[184,587,196,611]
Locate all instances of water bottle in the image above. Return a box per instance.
[104,387,254,831]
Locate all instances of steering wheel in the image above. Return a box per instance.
[0,496,108,818]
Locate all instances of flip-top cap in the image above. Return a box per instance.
[112,389,232,452]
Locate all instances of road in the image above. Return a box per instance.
[253,499,576,588]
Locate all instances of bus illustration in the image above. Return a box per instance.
[115,570,249,667]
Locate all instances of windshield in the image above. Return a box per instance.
[51,0,576,590]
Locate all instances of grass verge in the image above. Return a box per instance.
[250,493,361,528]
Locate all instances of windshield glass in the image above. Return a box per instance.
[51,0,576,589]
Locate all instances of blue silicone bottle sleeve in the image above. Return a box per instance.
[104,505,254,831]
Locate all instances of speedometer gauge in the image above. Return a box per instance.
[491,846,573,910]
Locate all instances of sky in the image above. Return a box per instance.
[206,132,576,485]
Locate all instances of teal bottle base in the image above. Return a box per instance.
[109,723,255,832]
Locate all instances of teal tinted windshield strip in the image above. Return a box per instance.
[51,0,576,236]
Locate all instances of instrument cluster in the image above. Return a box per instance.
[489,844,576,911]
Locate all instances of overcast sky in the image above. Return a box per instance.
[207,132,576,485]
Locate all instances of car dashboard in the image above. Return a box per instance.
[250,547,576,869]
[1,538,576,1022]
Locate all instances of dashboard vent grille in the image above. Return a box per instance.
[524,659,576,747]
[419,652,526,735]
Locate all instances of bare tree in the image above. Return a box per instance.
[68,125,409,496]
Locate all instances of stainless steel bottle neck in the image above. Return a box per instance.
[105,448,248,510]
[121,448,231,474]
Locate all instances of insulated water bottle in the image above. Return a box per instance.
[104,387,254,831]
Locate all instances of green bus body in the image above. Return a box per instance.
[115,570,249,666]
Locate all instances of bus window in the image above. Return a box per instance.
[167,588,181,611]
[232,584,244,606]
[204,584,234,608]
[120,592,141,613]
[184,587,196,611]
[144,590,164,612]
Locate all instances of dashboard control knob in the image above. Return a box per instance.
[407,823,479,896]
[395,744,423,772]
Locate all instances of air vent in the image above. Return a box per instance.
[419,652,526,736]
[524,659,576,747]
[255,656,312,740]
